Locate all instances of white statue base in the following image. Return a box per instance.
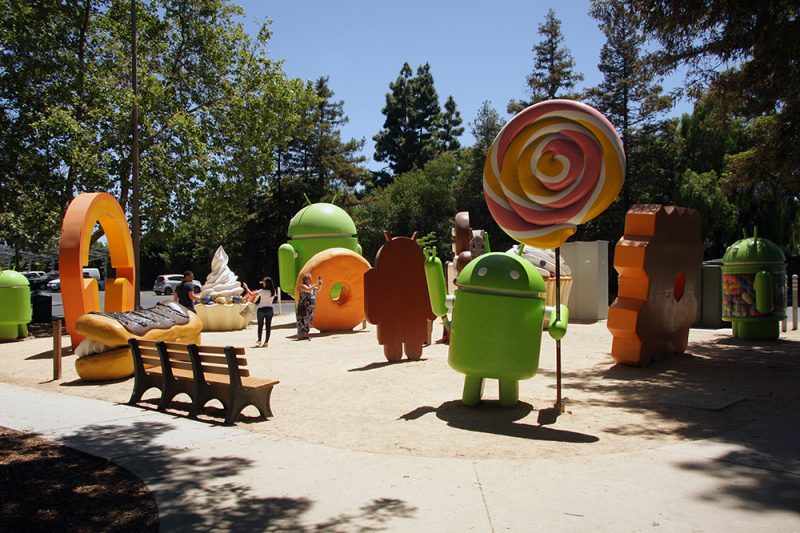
[195,302,252,331]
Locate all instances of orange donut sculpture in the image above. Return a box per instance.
[295,248,370,332]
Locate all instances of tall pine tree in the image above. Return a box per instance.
[588,0,671,164]
[373,62,446,177]
[508,9,584,114]
[438,95,464,151]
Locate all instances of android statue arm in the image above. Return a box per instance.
[545,304,569,340]
[754,271,774,314]
[278,243,298,295]
[423,247,454,317]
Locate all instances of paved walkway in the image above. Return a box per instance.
[1,382,798,532]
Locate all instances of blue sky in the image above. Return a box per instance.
[237,1,690,171]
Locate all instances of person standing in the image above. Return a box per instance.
[174,270,199,312]
[250,277,276,347]
[296,273,322,340]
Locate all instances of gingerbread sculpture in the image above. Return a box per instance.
[607,205,703,366]
[365,232,436,361]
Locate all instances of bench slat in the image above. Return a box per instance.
[194,344,246,355]
[141,355,161,367]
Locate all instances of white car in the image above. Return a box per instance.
[47,269,105,292]
[153,274,201,296]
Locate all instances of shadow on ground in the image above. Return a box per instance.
[349,359,427,372]
[553,334,800,514]
[399,401,599,444]
[58,420,417,531]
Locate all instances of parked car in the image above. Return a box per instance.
[22,271,49,290]
[153,274,201,296]
[46,269,105,292]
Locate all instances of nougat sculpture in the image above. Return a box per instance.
[365,232,435,361]
[607,205,703,366]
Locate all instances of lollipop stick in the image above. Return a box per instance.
[555,247,564,414]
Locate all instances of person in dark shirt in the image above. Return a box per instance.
[174,270,199,312]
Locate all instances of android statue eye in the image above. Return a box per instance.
[509,270,520,280]
[477,267,488,277]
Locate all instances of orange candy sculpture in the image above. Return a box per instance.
[607,205,703,366]
[59,192,136,348]
[364,232,436,361]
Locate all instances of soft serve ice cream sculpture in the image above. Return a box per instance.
[200,246,243,300]
[194,246,251,330]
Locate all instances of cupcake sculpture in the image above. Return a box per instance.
[194,246,252,331]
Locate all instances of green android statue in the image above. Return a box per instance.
[0,270,32,340]
[424,250,568,407]
[278,203,362,294]
[722,228,787,340]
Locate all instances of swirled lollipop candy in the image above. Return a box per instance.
[483,99,625,249]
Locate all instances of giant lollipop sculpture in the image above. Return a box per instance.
[484,99,625,411]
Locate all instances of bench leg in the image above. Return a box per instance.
[157,391,174,412]
[257,387,274,418]
[128,387,144,405]
[224,400,244,425]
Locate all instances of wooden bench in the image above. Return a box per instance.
[128,338,279,425]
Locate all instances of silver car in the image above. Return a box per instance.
[153,274,200,295]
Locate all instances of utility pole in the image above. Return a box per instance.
[131,0,141,308]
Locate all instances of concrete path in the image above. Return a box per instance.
[1,382,798,532]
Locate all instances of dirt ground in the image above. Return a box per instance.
[1,312,799,461]
[0,426,158,531]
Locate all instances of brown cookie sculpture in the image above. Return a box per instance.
[607,205,703,366]
[364,232,436,361]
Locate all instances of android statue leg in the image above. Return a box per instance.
[404,342,423,361]
[462,375,484,406]
[498,379,519,407]
[736,320,780,340]
[383,344,403,362]
[732,321,739,338]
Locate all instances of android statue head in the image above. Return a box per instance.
[722,228,787,340]
[456,252,546,296]
[423,249,568,407]
[278,202,362,294]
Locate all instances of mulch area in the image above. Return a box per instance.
[0,427,158,532]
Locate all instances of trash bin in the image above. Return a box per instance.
[31,291,52,324]
[694,259,725,328]
[0,270,31,340]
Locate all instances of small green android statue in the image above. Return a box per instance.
[0,270,32,340]
[278,202,362,294]
[424,249,568,407]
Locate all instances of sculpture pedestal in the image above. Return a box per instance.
[195,302,251,331]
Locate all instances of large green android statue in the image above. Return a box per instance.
[722,229,787,340]
[278,203,362,295]
[424,250,568,407]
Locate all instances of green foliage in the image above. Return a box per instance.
[0,0,315,270]
[588,0,672,151]
[438,96,464,151]
[631,0,800,199]
[508,8,584,114]
[414,231,438,250]
[373,62,462,178]
[356,153,458,263]
[453,100,515,254]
